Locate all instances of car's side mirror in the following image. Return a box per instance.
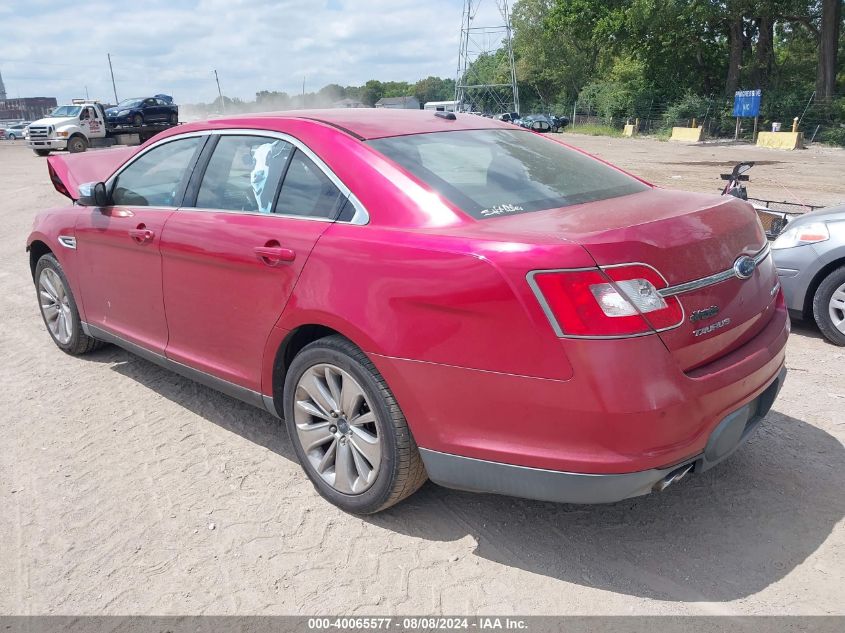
[78,181,109,207]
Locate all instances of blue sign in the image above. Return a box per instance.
[733,89,761,117]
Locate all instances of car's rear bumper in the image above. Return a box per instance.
[372,292,789,478]
[420,366,786,504]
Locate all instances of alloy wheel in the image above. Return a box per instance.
[293,363,382,494]
[828,282,845,334]
[39,267,73,344]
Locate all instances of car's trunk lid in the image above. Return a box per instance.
[491,188,778,371]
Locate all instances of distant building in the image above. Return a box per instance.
[332,98,368,109]
[375,96,420,110]
[0,97,58,121]
[423,100,459,112]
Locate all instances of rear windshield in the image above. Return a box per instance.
[368,129,648,219]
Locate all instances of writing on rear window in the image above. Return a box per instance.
[480,204,525,217]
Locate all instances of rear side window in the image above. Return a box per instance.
[275,150,344,219]
[368,129,648,219]
[196,135,294,213]
[112,136,203,207]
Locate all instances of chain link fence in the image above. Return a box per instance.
[562,93,844,145]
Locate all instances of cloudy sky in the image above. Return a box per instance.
[0,0,505,104]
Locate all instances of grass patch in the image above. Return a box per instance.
[564,124,623,137]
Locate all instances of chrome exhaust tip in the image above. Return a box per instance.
[653,463,694,492]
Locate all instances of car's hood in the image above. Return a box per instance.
[30,117,75,127]
[46,147,136,200]
[789,203,845,225]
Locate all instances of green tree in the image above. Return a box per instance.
[360,80,385,106]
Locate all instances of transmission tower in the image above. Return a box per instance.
[455,0,519,115]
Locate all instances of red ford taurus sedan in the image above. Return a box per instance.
[28,109,788,513]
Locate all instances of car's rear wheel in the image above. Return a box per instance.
[283,335,427,513]
[67,135,88,153]
[813,265,845,346]
[133,114,143,127]
[169,113,178,125]
[35,254,103,355]
[8,133,16,140]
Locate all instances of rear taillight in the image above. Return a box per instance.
[528,264,683,337]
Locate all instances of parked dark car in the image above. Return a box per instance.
[105,95,178,127]
[518,114,567,132]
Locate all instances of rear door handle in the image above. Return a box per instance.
[254,245,296,266]
[128,225,154,244]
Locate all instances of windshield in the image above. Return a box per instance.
[117,99,143,108]
[368,129,648,219]
[49,106,82,118]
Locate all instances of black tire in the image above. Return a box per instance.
[34,149,51,157]
[133,114,143,127]
[67,135,88,153]
[812,265,845,346]
[283,335,427,514]
[8,134,16,140]
[34,253,104,355]
[169,112,178,125]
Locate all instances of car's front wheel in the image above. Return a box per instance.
[133,114,143,127]
[67,135,88,153]
[283,335,427,513]
[35,254,103,355]
[813,265,845,346]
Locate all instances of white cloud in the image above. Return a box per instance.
[0,0,507,104]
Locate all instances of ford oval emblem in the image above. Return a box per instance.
[733,255,756,280]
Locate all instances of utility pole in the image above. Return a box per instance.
[85,85,90,101]
[302,76,306,107]
[107,53,118,104]
[455,0,519,114]
[213,69,224,113]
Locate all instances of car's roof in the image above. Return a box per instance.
[210,108,514,140]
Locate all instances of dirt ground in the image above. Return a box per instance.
[1,136,843,616]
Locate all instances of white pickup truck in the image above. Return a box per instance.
[27,101,108,155]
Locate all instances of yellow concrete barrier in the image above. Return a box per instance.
[669,126,704,142]
[756,131,804,150]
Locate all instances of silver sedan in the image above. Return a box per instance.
[3,121,30,140]
[773,205,845,345]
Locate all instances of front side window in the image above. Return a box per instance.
[112,136,203,207]
[196,135,294,213]
[368,129,649,219]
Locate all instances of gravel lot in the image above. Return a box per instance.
[1,136,843,616]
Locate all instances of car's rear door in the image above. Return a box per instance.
[75,134,206,351]
[159,131,349,392]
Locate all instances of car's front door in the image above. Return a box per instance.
[75,135,206,351]
[159,133,347,392]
